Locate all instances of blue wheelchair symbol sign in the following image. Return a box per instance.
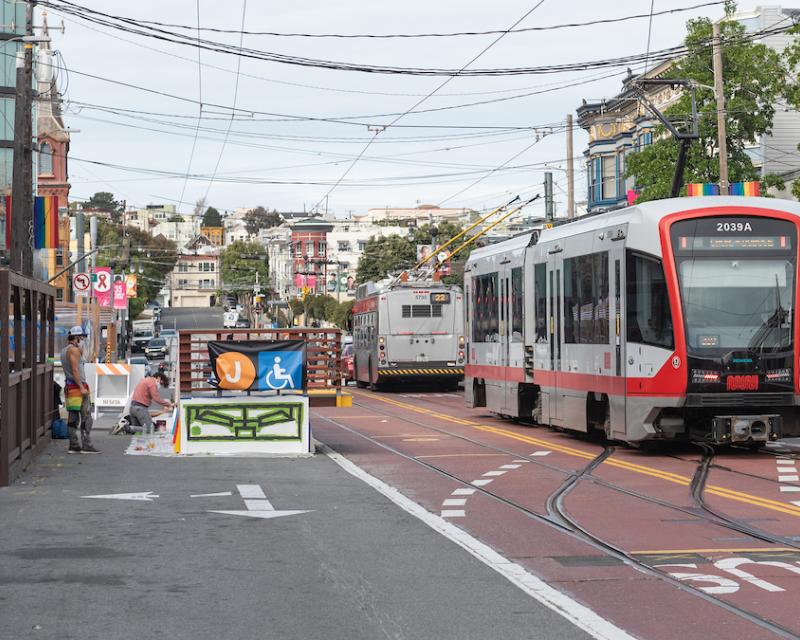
[258,351,303,390]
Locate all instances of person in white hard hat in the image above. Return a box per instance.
[60,326,100,454]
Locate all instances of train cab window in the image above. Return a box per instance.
[534,264,547,342]
[564,251,609,344]
[511,267,523,341]
[472,272,499,342]
[626,251,673,349]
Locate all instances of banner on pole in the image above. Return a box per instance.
[125,273,137,298]
[207,340,306,392]
[93,266,112,307]
[33,196,59,249]
[113,278,127,310]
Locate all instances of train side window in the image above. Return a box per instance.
[511,267,523,341]
[472,272,499,342]
[564,251,609,344]
[626,251,674,349]
[534,263,547,342]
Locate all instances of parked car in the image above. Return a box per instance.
[235,318,251,328]
[145,337,168,359]
[127,355,151,375]
[159,328,177,339]
[341,344,354,383]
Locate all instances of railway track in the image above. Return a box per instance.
[315,394,800,637]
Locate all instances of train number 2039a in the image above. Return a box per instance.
[716,221,753,232]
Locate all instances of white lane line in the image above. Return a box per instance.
[190,491,233,498]
[780,486,800,492]
[792,501,800,507]
[776,459,796,464]
[500,464,522,470]
[319,442,637,640]
[245,499,275,511]
[452,488,477,496]
[512,459,530,463]
[483,470,507,477]
[531,451,551,457]
[778,475,800,482]
[237,484,266,499]
[472,479,493,487]
[443,498,467,507]
[440,509,466,518]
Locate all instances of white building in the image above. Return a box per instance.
[150,219,200,249]
[169,250,219,308]
[261,225,293,299]
[126,204,179,233]
[355,205,473,224]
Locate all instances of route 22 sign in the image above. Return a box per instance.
[207,340,306,392]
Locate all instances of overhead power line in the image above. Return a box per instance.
[40,0,790,77]
[48,1,724,39]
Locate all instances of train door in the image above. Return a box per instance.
[546,249,563,424]
[499,265,513,413]
[610,250,626,437]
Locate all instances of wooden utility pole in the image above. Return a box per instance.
[566,113,575,219]
[712,21,729,195]
[10,0,34,275]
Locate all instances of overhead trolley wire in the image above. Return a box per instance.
[307,0,549,213]
[46,0,723,39]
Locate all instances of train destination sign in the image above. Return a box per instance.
[678,236,791,251]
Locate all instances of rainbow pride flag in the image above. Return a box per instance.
[64,381,83,412]
[33,195,58,249]
[4,194,10,250]
[729,181,761,196]
[686,183,720,196]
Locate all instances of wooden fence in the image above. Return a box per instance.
[177,327,342,396]
[0,270,55,486]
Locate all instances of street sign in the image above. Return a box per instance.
[72,272,91,297]
[437,251,448,263]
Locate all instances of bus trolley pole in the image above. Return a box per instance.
[412,195,520,272]
[439,195,541,265]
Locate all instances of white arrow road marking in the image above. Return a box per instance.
[209,483,312,520]
[209,509,311,520]
[190,491,233,498]
[82,491,159,502]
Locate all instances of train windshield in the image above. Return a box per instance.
[672,216,796,355]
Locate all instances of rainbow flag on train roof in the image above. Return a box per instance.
[729,181,761,197]
[686,183,720,196]
[33,195,58,249]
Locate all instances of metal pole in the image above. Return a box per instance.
[11,0,34,275]
[712,21,729,196]
[544,172,554,224]
[566,114,575,219]
[76,211,85,272]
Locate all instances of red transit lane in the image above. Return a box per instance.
[314,388,800,640]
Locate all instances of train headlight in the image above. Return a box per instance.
[379,336,385,345]
[458,335,465,346]
[766,368,792,383]
[691,369,720,384]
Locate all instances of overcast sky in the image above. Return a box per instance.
[47,0,732,219]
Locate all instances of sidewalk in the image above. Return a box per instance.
[0,426,590,640]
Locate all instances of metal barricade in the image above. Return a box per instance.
[0,270,56,486]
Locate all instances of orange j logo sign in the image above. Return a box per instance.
[215,351,256,390]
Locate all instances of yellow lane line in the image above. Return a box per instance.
[632,547,797,555]
[351,390,800,519]
[416,453,509,459]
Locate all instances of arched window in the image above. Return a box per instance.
[39,142,53,175]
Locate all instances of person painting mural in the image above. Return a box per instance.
[61,326,100,454]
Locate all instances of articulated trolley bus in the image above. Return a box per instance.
[353,280,465,390]
[465,196,800,445]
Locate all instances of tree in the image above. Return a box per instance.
[201,206,222,227]
[86,192,123,221]
[355,222,465,284]
[220,241,269,293]
[244,206,282,236]
[96,220,178,318]
[625,2,787,202]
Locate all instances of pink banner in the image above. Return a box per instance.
[113,279,128,310]
[93,267,112,307]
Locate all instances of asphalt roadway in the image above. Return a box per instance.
[0,423,592,640]
[159,306,224,332]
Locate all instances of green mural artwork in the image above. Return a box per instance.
[185,402,305,441]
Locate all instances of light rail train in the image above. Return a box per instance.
[464,197,800,445]
[352,280,465,390]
